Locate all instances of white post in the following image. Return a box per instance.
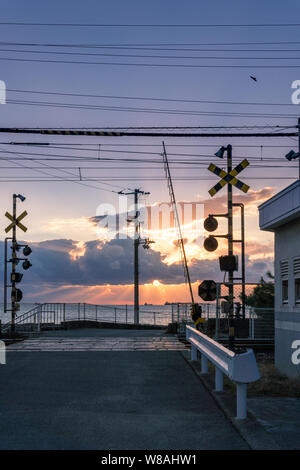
[201,354,208,374]
[0,340,6,365]
[191,344,197,361]
[236,382,247,419]
[215,367,223,392]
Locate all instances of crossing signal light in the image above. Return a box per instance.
[204,235,218,252]
[23,245,32,256]
[22,259,32,270]
[11,272,23,283]
[191,303,205,326]
[11,288,23,302]
[204,215,218,232]
[204,215,219,251]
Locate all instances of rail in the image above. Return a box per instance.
[1,302,194,331]
[186,325,260,419]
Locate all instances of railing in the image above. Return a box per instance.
[1,302,274,341]
[186,325,260,419]
[2,302,194,332]
[248,308,274,340]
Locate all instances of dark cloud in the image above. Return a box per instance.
[0,236,274,294]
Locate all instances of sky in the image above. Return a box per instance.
[0,0,299,305]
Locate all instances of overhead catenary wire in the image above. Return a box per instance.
[4,98,300,119]
[6,87,300,107]
[0,147,297,162]
[1,22,300,27]
[3,47,300,60]
[1,142,298,148]
[0,128,297,137]
[2,56,300,68]
[0,146,128,193]
[2,40,300,46]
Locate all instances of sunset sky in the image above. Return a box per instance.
[0,0,299,304]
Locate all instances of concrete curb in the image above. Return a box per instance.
[180,350,281,450]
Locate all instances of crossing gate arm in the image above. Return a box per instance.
[186,326,260,419]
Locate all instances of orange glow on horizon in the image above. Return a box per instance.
[25,281,201,304]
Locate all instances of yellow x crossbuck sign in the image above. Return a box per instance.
[5,210,28,233]
[208,159,250,197]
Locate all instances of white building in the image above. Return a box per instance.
[259,180,300,377]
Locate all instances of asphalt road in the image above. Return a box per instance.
[0,329,249,450]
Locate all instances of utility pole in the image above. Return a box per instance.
[134,189,140,324]
[119,188,150,324]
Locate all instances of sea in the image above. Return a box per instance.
[0,302,218,327]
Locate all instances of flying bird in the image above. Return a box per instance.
[250,76,257,82]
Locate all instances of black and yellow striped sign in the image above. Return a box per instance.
[5,210,28,233]
[208,159,250,197]
[0,128,122,137]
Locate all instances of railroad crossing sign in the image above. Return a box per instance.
[198,280,217,302]
[208,159,250,197]
[5,210,28,233]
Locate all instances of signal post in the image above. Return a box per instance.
[203,146,250,350]
[4,194,32,332]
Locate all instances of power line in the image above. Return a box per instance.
[0,177,294,182]
[5,98,300,119]
[1,142,297,148]
[1,22,300,27]
[2,124,288,129]
[2,40,300,47]
[6,88,300,107]
[0,146,128,193]
[2,56,300,68]
[0,144,295,159]
[0,148,295,164]
[0,128,297,137]
[3,47,300,60]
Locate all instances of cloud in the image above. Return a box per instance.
[0,234,274,297]
[196,187,275,217]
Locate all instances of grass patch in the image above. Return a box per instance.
[248,363,300,398]
[207,360,300,398]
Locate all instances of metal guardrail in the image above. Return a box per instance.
[0,340,5,364]
[186,325,260,419]
[2,302,184,331]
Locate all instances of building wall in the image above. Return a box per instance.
[275,219,300,378]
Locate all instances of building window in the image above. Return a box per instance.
[295,279,300,303]
[282,279,288,303]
